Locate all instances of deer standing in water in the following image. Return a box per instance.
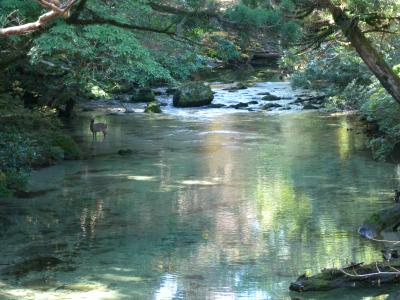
[90,118,107,139]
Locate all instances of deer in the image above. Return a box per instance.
[90,118,107,139]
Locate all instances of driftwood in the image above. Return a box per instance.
[290,204,400,292]
[289,261,400,292]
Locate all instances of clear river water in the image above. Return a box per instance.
[1,75,400,300]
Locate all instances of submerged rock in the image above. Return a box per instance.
[207,103,226,108]
[262,103,282,110]
[229,102,249,109]
[144,102,162,113]
[118,149,133,155]
[15,188,57,199]
[3,257,63,277]
[173,82,214,107]
[303,103,319,110]
[22,278,61,291]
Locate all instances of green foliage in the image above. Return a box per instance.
[208,36,241,61]
[30,24,174,89]
[0,94,81,196]
[0,131,39,193]
[290,46,372,98]
[280,21,302,45]
[225,5,280,28]
[224,3,301,45]
[149,40,209,80]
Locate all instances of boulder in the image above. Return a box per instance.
[173,82,214,107]
[229,102,249,109]
[144,102,162,113]
[262,103,282,110]
[234,82,248,90]
[247,101,258,105]
[131,88,156,103]
[261,93,281,101]
[2,257,63,276]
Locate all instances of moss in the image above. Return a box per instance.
[144,101,162,113]
[173,82,214,107]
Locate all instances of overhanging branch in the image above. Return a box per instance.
[0,0,78,37]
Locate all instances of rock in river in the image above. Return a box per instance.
[173,82,214,107]
[207,103,226,108]
[262,103,282,110]
[260,92,281,101]
[144,102,162,113]
[229,102,249,109]
[118,149,133,155]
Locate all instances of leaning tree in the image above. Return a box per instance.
[281,0,400,103]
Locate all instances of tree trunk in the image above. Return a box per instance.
[319,0,400,104]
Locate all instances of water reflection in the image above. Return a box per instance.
[0,112,398,299]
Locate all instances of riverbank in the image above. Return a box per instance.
[0,94,82,197]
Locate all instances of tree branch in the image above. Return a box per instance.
[0,0,78,36]
[66,12,176,36]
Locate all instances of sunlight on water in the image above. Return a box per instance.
[1,109,399,299]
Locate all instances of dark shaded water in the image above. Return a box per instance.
[1,91,400,299]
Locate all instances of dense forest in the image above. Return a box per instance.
[1,0,400,299]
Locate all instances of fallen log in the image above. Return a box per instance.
[290,204,400,292]
[289,261,400,292]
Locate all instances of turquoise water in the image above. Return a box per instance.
[1,106,400,299]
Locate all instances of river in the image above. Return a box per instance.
[1,74,400,299]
